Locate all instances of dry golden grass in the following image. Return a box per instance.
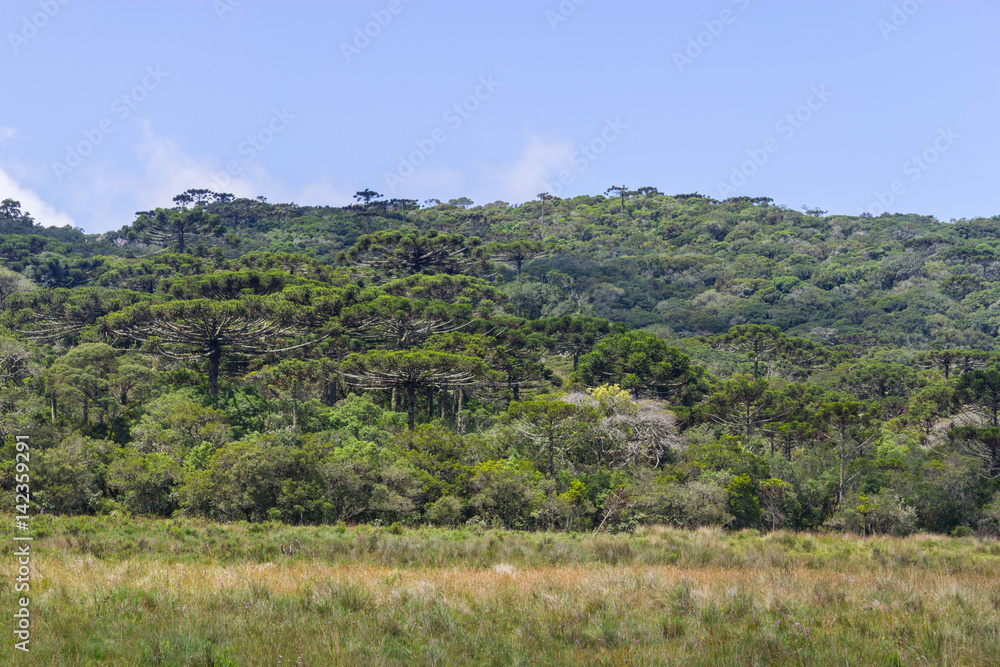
[3,518,1000,665]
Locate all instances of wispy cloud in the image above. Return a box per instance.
[479,134,575,202]
[0,166,76,228]
[134,121,255,206]
[0,127,15,142]
[54,123,358,231]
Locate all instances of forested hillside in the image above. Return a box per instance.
[3,188,1000,536]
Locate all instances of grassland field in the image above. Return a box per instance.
[3,515,1000,666]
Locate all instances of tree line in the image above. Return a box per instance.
[1,192,999,536]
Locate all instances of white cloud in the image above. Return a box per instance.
[478,134,576,202]
[38,122,289,233]
[132,121,320,207]
[133,121,259,206]
[0,127,15,142]
[0,167,76,228]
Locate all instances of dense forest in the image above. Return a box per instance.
[3,188,1000,537]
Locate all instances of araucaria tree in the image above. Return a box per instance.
[134,207,226,254]
[339,296,474,350]
[340,350,490,430]
[339,230,489,281]
[7,287,149,345]
[488,240,548,277]
[102,296,317,397]
[574,331,703,403]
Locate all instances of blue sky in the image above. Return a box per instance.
[1,0,997,233]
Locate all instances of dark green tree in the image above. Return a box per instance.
[102,296,317,397]
[818,401,876,504]
[47,343,118,424]
[134,207,225,254]
[504,395,582,476]
[340,350,490,430]
[339,230,489,281]
[6,287,148,345]
[711,325,783,380]
[339,295,474,350]
[947,426,1000,478]
[531,316,624,371]
[574,331,702,403]
[381,273,506,307]
[708,374,782,441]
[956,366,1000,427]
[605,185,629,224]
[244,359,331,432]
[487,240,548,277]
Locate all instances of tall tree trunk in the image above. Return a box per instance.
[322,379,337,406]
[406,383,416,431]
[548,436,555,477]
[839,428,846,505]
[208,344,222,398]
[391,387,398,412]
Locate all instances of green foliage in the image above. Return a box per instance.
[48,343,119,424]
[129,389,229,457]
[504,394,582,476]
[652,481,732,528]
[426,495,463,527]
[466,457,542,529]
[107,452,181,516]
[7,190,1000,536]
[31,435,115,514]
[574,331,703,403]
[133,207,226,254]
[339,229,488,281]
[726,474,761,529]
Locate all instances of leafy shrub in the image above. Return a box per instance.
[726,475,761,529]
[977,492,1000,537]
[426,495,463,527]
[827,492,918,537]
[654,481,732,528]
